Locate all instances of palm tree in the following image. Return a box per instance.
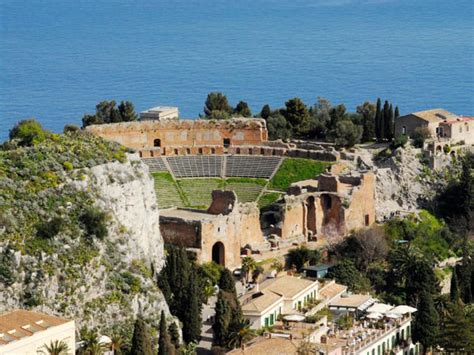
[39,340,71,355]
[79,330,108,355]
[110,331,126,354]
[241,256,257,284]
[226,319,255,349]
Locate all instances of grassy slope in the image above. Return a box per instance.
[268,158,330,191]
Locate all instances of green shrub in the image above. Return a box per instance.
[9,119,48,146]
[0,256,15,286]
[391,135,408,149]
[443,145,451,154]
[412,126,431,148]
[36,217,64,239]
[63,161,74,171]
[80,208,108,241]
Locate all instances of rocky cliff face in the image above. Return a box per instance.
[370,147,442,221]
[0,154,169,331]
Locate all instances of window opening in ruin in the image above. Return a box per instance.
[236,148,241,154]
[154,138,161,147]
[198,148,203,155]
[150,151,154,157]
[260,148,265,155]
[402,126,406,135]
[365,214,370,226]
[211,148,216,154]
[212,242,225,266]
[272,149,276,156]
[322,194,332,209]
[249,148,253,155]
[223,138,231,148]
[174,149,179,155]
[139,151,143,158]
[186,148,191,155]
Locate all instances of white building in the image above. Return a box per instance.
[0,310,75,355]
[260,275,319,313]
[240,291,285,329]
[240,275,319,329]
[140,106,179,121]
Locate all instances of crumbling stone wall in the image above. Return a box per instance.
[276,172,375,240]
[159,191,265,269]
[85,118,268,156]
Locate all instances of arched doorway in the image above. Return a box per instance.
[212,242,225,266]
[154,138,161,147]
[306,196,316,235]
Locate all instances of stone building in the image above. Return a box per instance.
[395,108,474,145]
[264,171,375,241]
[159,191,266,269]
[85,117,269,157]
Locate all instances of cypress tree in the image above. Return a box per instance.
[219,269,235,293]
[234,101,252,118]
[213,291,230,347]
[375,98,382,141]
[394,106,400,120]
[412,291,439,354]
[130,318,153,355]
[450,269,460,302]
[158,311,175,355]
[260,104,271,119]
[386,103,394,140]
[168,323,180,350]
[382,100,390,141]
[182,270,202,344]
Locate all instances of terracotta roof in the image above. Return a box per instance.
[228,337,299,355]
[319,282,347,300]
[410,109,458,123]
[439,116,474,125]
[0,310,71,346]
[241,291,283,314]
[260,276,317,299]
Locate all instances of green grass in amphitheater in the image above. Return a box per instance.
[177,178,224,209]
[268,157,331,191]
[152,172,186,208]
[152,158,330,209]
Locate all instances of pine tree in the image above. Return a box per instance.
[158,311,175,355]
[412,291,439,354]
[375,98,382,141]
[118,101,138,122]
[130,318,153,355]
[450,268,460,302]
[182,270,202,344]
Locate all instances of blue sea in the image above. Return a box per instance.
[0,0,473,141]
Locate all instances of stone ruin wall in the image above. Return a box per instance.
[160,191,265,270]
[85,118,268,156]
[276,172,375,240]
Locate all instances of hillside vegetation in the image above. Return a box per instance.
[0,122,169,335]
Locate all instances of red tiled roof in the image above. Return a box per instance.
[439,116,474,125]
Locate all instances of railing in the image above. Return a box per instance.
[339,316,411,354]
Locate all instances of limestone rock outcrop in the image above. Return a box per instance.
[0,155,169,330]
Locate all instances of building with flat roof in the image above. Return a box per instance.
[0,310,75,354]
[139,106,179,121]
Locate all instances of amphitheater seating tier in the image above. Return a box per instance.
[166,156,224,178]
[142,157,168,172]
[225,156,282,179]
